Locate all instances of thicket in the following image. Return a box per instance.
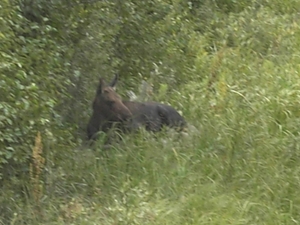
[1,0,300,224]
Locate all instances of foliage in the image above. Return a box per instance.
[0,0,89,179]
[1,0,300,224]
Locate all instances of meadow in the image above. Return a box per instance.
[2,1,300,224]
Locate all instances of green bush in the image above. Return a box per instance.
[2,0,300,224]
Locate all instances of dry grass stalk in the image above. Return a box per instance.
[29,131,45,205]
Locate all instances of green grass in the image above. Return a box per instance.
[5,101,300,225]
[4,66,300,224]
[3,3,300,225]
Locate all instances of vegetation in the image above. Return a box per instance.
[1,0,300,224]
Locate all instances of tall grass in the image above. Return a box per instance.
[2,3,300,225]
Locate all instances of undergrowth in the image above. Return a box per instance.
[2,2,300,225]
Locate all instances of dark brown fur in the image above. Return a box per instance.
[123,101,186,132]
[87,77,132,140]
[87,75,186,140]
